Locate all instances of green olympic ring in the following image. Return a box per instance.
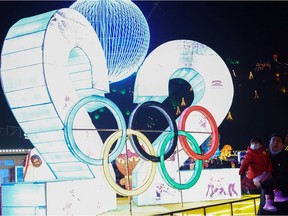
[158,130,203,190]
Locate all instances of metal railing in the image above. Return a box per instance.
[153,195,261,216]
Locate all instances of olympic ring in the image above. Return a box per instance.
[128,101,178,162]
[158,130,203,190]
[64,95,127,165]
[178,105,219,160]
[101,129,156,196]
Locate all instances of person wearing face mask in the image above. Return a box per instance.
[239,136,273,192]
[257,133,288,214]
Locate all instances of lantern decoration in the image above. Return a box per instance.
[70,0,150,83]
[255,62,271,71]
[30,154,42,168]
[219,144,233,161]
[115,149,140,191]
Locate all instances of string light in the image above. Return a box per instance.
[0,149,31,154]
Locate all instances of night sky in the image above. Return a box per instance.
[1,1,288,150]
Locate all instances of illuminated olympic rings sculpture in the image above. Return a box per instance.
[64,95,219,195]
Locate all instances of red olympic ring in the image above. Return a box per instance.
[178,105,219,160]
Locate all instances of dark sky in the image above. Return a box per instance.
[1,1,288,150]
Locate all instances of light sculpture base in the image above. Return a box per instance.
[2,177,116,215]
[133,167,241,206]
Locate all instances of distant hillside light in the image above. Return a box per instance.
[70,0,150,83]
[254,90,259,99]
[248,71,254,80]
[280,87,286,94]
[226,111,233,121]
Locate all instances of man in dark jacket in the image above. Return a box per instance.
[258,133,288,215]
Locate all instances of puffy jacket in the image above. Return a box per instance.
[239,146,273,179]
[270,149,288,180]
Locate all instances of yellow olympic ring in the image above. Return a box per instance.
[101,129,156,196]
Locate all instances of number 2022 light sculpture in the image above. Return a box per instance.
[0,3,234,195]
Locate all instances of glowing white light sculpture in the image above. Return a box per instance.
[70,0,150,83]
[0,8,109,180]
[133,40,234,186]
[134,40,234,133]
[0,3,235,208]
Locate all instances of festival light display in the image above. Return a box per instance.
[0,0,234,213]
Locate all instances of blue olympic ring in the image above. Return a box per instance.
[64,95,127,165]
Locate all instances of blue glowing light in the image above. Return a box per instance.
[70,0,150,83]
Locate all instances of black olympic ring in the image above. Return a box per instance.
[128,101,178,162]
